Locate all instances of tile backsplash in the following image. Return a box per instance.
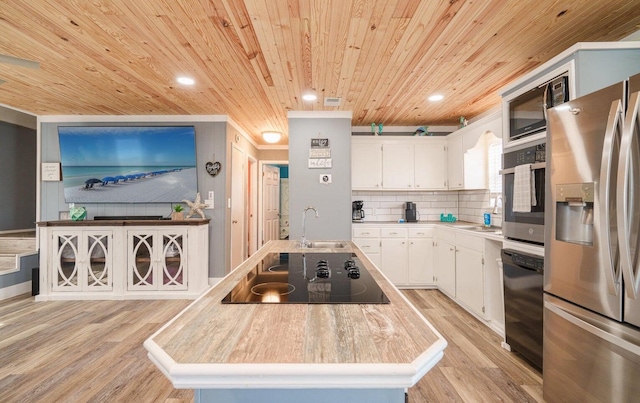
[352,190,502,226]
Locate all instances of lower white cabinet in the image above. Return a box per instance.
[354,225,435,288]
[38,220,210,300]
[455,245,484,317]
[435,228,486,320]
[435,239,456,298]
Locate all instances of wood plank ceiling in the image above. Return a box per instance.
[0,1,639,145]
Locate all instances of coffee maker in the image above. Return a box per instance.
[405,202,417,222]
[352,201,365,222]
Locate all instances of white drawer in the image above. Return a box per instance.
[381,228,408,238]
[353,238,380,254]
[408,228,434,238]
[353,227,380,238]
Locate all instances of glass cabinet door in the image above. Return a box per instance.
[160,233,187,290]
[85,233,112,290]
[129,233,155,290]
[53,233,80,291]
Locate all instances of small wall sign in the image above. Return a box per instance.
[310,138,329,148]
[206,161,222,177]
[41,162,61,181]
[308,158,332,168]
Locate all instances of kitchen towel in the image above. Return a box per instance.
[513,164,534,212]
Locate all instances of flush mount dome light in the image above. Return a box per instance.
[177,76,195,85]
[428,94,444,102]
[262,131,282,143]
[302,93,317,101]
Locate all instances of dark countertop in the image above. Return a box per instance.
[37,219,210,226]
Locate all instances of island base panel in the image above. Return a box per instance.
[195,388,406,403]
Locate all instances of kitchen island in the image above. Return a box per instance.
[144,240,447,403]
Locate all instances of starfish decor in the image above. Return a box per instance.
[182,192,207,219]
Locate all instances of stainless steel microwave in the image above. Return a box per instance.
[508,75,569,141]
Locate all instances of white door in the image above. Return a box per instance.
[248,157,258,256]
[262,164,280,244]
[447,136,464,189]
[230,145,245,270]
[456,246,485,317]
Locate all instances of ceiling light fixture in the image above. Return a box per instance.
[428,94,444,102]
[177,76,195,85]
[262,131,282,143]
[302,93,317,101]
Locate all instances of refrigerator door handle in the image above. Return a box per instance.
[619,91,640,299]
[601,99,623,295]
[545,298,640,356]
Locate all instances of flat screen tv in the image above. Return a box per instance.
[58,125,198,203]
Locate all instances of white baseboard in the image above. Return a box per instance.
[0,281,32,300]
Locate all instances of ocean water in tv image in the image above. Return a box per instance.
[58,126,198,203]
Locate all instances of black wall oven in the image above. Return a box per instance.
[501,140,546,245]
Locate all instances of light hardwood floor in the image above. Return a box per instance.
[0,290,542,402]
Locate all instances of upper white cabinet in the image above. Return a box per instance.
[352,137,447,191]
[446,110,502,190]
[352,142,383,189]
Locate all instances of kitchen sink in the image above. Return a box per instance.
[297,241,348,249]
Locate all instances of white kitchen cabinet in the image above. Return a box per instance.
[446,110,502,190]
[435,239,456,298]
[50,230,113,292]
[381,238,408,285]
[352,227,381,267]
[455,245,485,318]
[435,227,487,319]
[352,142,382,189]
[415,143,447,190]
[353,225,435,287]
[408,238,434,285]
[128,229,188,291]
[382,143,414,189]
[37,220,210,300]
[447,136,464,189]
[352,137,448,191]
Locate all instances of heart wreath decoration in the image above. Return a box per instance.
[206,161,222,177]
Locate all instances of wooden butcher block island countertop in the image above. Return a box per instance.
[144,240,447,393]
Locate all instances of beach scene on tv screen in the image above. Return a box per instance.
[58,126,198,203]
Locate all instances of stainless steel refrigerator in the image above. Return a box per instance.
[544,73,640,402]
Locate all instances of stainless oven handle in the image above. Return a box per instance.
[619,91,640,299]
[601,99,623,296]
[499,162,546,175]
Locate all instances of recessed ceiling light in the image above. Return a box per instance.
[428,94,444,102]
[177,76,195,85]
[302,93,317,101]
[262,131,282,143]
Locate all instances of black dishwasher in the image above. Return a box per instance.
[502,248,544,371]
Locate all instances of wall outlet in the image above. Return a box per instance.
[320,174,332,184]
[208,191,214,200]
[60,211,70,220]
[205,199,214,209]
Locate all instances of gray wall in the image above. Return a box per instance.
[39,120,228,278]
[288,114,351,241]
[0,121,37,231]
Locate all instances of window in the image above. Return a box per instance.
[488,138,502,194]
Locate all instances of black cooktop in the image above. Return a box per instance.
[221,253,390,304]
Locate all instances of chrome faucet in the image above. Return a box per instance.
[301,206,318,247]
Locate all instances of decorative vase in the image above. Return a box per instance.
[171,212,184,221]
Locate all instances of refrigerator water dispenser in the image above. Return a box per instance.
[555,183,594,246]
